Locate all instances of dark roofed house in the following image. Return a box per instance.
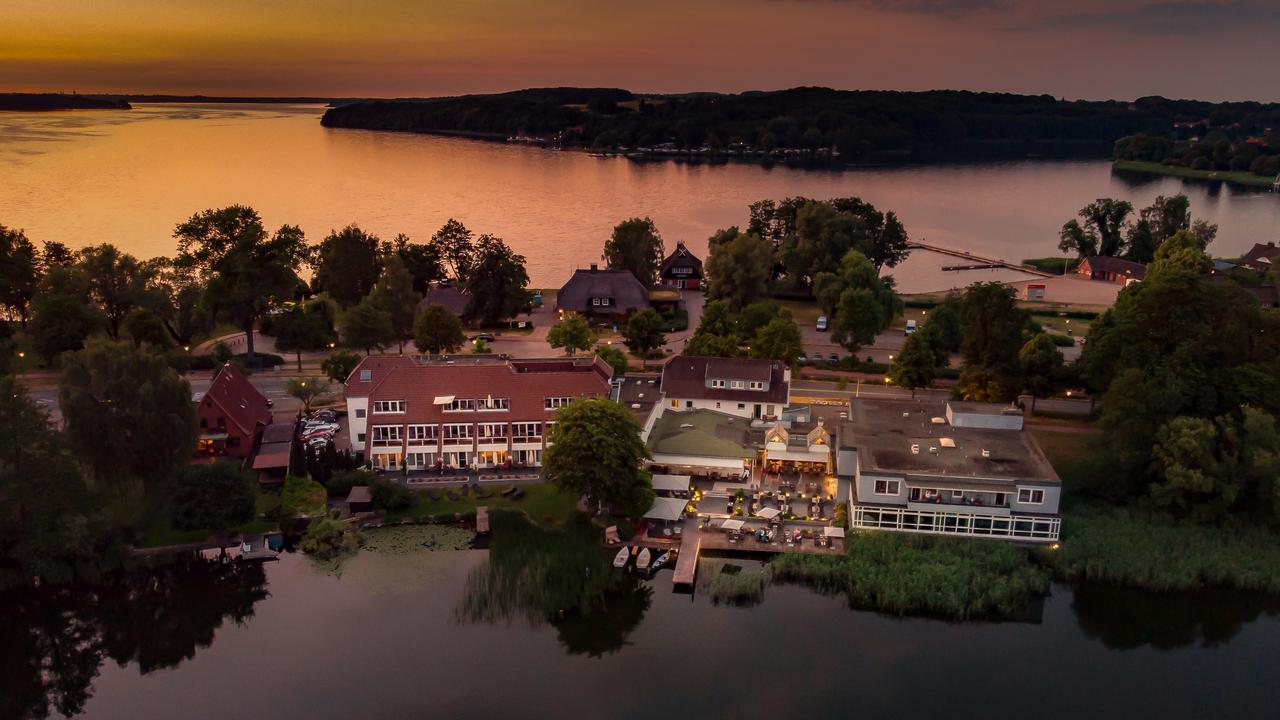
[1078,255,1147,284]
[556,265,651,318]
[419,284,471,318]
[194,363,272,461]
[658,241,704,290]
[660,355,790,421]
[1240,242,1280,272]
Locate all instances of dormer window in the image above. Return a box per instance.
[731,380,744,389]
[749,381,764,390]
[711,379,726,388]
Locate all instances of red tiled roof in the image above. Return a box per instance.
[345,355,614,424]
[660,355,790,405]
[1242,243,1279,268]
[201,363,272,436]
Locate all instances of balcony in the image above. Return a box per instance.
[851,504,1060,542]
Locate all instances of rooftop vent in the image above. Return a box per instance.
[359,370,372,381]
[981,449,991,458]
[911,444,920,455]
[680,423,694,429]
[902,412,910,418]
[631,403,641,409]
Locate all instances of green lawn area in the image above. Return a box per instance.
[1113,160,1277,189]
[778,299,823,327]
[281,475,327,516]
[1031,313,1094,335]
[1031,428,1109,508]
[1022,256,1080,274]
[385,483,581,526]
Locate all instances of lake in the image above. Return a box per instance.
[6,544,1278,720]
[2,104,1277,293]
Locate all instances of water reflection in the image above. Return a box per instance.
[458,511,651,656]
[0,554,268,720]
[1070,582,1280,651]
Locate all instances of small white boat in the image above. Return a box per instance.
[635,548,652,571]
[613,546,631,568]
[651,551,672,571]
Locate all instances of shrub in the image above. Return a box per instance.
[1047,333,1075,347]
[370,477,413,512]
[170,461,256,532]
[326,468,377,497]
[301,508,363,560]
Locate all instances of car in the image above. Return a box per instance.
[904,319,918,335]
[828,353,840,364]
[471,332,495,342]
[797,353,807,365]
[815,315,828,332]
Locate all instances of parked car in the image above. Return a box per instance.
[471,332,495,342]
[828,353,840,364]
[904,319,918,335]
[816,315,828,332]
[797,352,807,365]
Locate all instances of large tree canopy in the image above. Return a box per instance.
[170,462,257,533]
[704,229,773,311]
[413,303,466,354]
[543,398,652,516]
[463,235,528,325]
[603,217,665,287]
[0,224,40,324]
[313,225,381,307]
[956,282,1026,402]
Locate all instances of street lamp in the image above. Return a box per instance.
[17,351,25,378]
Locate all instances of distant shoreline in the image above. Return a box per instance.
[0,93,131,112]
[1112,160,1277,190]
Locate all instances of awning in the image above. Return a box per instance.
[823,526,845,538]
[199,432,228,441]
[754,507,781,520]
[721,518,745,531]
[643,497,687,522]
[651,474,691,492]
[432,395,455,405]
[765,448,829,463]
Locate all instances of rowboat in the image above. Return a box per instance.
[613,546,631,568]
[635,547,652,571]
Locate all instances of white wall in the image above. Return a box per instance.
[347,397,369,453]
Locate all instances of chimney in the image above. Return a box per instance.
[589,263,598,272]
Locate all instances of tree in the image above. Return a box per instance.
[750,316,803,366]
[287,377,330,414]
[831,288,884,353]
[595,344,629,376]
[75,244,155,339]
[413,303,466,354]
[956,282,1025,402]
[381,232,445,293]
[543,398,652,516]
[0,224,39,324]
[1019,333,1064,413]
[704,230,773,310]
[300,507,363,559]
[603,217,665,287]
[471,338,492,354]
[430,218,475,283]
[273,303,337,371]
[889,331,937,398]
[921,300,962,361]
[321,350,362,384]
[340,298,394,355]
[122,307,171,349]
[1057,219,1098,258]
[464,235,529,325]
[548,312,595,356]
[621,308,666,368]
[29,285,105,362]
[312,225,381,307]
[685,330,741,357]
[59,338,197,491]
[814,250,899,352]
[170,462,256,533]
[370,255,421,353]
[149,257,212,347]
[174,205,307,363]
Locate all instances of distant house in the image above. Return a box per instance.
[194,363,272,461]
[556,265,651,318]
[660,355,790,421]
[1078,256,1147,284]
[419,284,470,318]
[1240,242,1280,273]
[658,241,704,290]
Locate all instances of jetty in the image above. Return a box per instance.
[671,531,701,587]
[908,241,1054,278]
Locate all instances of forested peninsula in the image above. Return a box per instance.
[0,93,131,111]
[320,87,1280,166]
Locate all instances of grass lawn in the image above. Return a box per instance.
[1113,160,1277,189]
[1031,313,1094,335]
[281,475,327,516]
[1022,256,1080,274]
[778,299,823,326]
[1030,428,1109,508]
[385,483,580,526]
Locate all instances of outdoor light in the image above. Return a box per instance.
[889,354,894,360]
[17,352,24,358]
[183,346,190,352]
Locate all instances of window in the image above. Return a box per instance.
[371,425,403,446]
[354,408,366,419]
[995,492,1008,507]
[874,479,901,496]
[731,380,745,389]
[359,370,372,381]
[407,424,438,443]
[749,381,764,390]
[711,379,726,389]
[592,298,601,306]
[1018,488,1045,504]
[372,400,405,414]
[445,398,476,412]
[952,490,964,500]
[477,397,510,411]
[443,423,473,442]
[737,403,745,410]
[512,422,542,441]
[478,423,508,441]
[544,396,573,410]
[356,432,365,443]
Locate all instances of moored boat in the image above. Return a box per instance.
[613,546,631,568]
[635,548,652,571]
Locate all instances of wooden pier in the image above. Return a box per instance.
[671,531,701,587]
[909,241,1054,278]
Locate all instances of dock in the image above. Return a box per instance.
[671,530,701,587]
[909,241,1054,278]
[476,506,489,534]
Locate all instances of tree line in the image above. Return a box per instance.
[1056,194,1217,263]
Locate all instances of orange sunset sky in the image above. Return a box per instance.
[2,0,1277,101]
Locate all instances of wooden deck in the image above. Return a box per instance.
[671,531,701,586]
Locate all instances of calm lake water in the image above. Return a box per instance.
[2,103,1278,292]
[7,547,1277,720]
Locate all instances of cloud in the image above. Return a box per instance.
[1007,0,1279,34]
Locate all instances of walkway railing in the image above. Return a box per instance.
[851,505,1060,542]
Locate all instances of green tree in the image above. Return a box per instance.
[685,331,741,357]
[471,338,492,354]
[595,344,629,376]
[750,315,803,366]
[75,244,156,339]
[273,303,336,371]
[321,350,362,384]
[0,224,40,324]
[603,217,665,287]
[340,298,394,355]
[1019,333,1064,413]
[704,230,773,311]
[831,288,884,353]
[149,257,212,348]
[543,398,652,516]
[413,303,466,354]
[621,308,666,368]
[300,507,363,559]
[369,255,422,353]
[548,312,595,356]
[381,232,445,293]
[287,377,330,414]
[29,285,105,362]
[313,224,381,307]
[463,235,529,325]
[430,218,475,283]
[122,307,171,349]
[59,338,197,491]
[922,300,962,353]
[174,205,307,363]
[889,331,937,398]
[170,461,256,533]
[956,282,1025,402]
[1079,198,1133,257]
[814,250,899,351]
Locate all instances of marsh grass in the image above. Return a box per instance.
[698,559,768,605]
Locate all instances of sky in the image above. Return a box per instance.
[2,0,1278,102]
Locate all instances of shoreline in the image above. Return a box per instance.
[1112,160,1278,190]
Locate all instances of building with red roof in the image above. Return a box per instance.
[194,363,273,461]
[344,355,614,472]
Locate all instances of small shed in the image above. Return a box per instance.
[347,485,373,514]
